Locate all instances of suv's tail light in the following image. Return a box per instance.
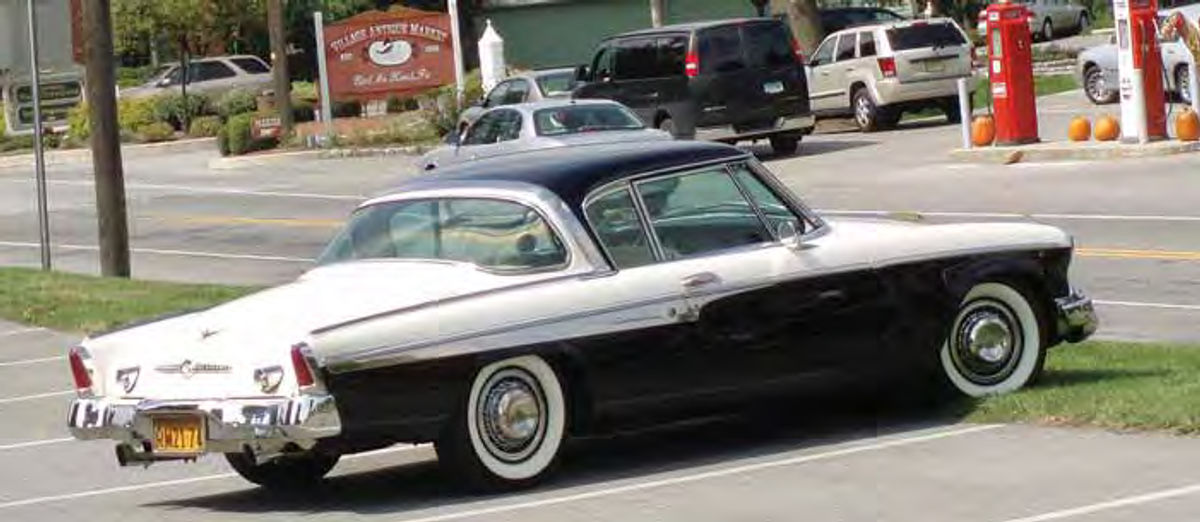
[68,346,93,394]
[877,57,897,78]
[684,51,700,77]
[291,343,316,388]
[790,36,805,64]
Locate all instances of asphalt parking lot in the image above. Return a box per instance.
[3,88,1200,520]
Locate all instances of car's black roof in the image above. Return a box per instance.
[402,141,747,212]
[609,17,777,39]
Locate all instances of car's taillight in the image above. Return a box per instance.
[68,346,92,393]
[790,36,805,64]
[291,344,316,388]
[685,51,700,77]
[878,57,897,78]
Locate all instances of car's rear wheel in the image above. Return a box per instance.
[225,450,340,489]
[853,88,887,132]
[1083,65,1117,104]
[941,96,965,124]
[436,354,567,490]
[1078,12,1090,34]
[769,134,800,155]
[939,282,1046,397]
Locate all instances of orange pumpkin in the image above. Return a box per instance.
[1176,108,1200,141]
[1067,116,1091,141]
[971,115,995,147]
[1094,115,1120,141]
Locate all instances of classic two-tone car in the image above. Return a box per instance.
[68,141,1097,490]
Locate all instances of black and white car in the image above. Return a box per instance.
[67,141,1098,490]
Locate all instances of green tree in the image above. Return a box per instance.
[112,0,267,61]
[772,0,824,53]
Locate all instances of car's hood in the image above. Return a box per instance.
[824,217,1072,266]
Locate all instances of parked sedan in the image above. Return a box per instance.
[67,140,1097,490]
[456,67,577,133]
[420,99,670,171]
[1077,9,1197,104]
[976,0,1090,41]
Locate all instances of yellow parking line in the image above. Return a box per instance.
[1077,247,1200,261]
[147,215,343,228]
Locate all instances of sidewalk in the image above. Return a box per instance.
[0,138,216,170]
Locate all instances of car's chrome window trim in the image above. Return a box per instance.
[322,194,574,275]
[580,183,661,270]
[742,157,828,239]
[723,163,778,240]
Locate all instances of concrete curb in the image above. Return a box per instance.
[951,140,1200,163]
[0,138,215,169]
[207,145,426,170]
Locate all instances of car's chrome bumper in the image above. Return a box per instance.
[1056,290,1099,343]
[68,394,341,462]
[693,113,816,142]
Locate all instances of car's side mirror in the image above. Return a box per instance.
[777,220,802,250]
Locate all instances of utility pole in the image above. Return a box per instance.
[83,0,130,277]
[650,0,666,27]
[267,0,292,135]
[27,0,51,270]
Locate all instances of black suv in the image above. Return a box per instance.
[572,18,815,155]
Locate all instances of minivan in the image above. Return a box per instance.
[572,18,815,155]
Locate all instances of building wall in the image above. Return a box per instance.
[478,0,757,69]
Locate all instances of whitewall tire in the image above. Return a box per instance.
[437,354,566,489]
[939,282,1044,397]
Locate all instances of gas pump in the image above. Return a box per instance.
[986,1,1039,145]
[1114,0,1167,142]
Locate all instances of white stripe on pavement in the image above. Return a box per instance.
[817,209,1200,222]
[389,425,1004,522]
[0,241,311,263]
[0,444,428,510]
[1094,299,1200,311]
[0,328,46,339]
[997,482,1200,522]
[0,438,74,452]
[0,178,365,201]
[0,356,63,368]
[0,390,74,405]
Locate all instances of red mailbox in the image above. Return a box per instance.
[986,2,1038,145]
[1121,0,1167,140]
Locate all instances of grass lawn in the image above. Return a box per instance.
[904,74,1080,122]
[967,340,1200,434]
[0,267,256,334]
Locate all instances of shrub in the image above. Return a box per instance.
[216,124,231,156]
[332,100,362,118]
[188,115,222,138]
[216,89,259,119]
[224,112,278,155]
[419,69,484,136]
[152,93,211,130]
[0,102,6,137]
[118,96,158,133]
[136,122,175,143]
[0,134,35,153]
[67,102,90,141]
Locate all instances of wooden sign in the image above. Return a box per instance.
[322,7,455,101]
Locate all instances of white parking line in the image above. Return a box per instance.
[818,209,1200,222]
[0,178,365,201]
[997,482,1200,522]
[1094,299,1200,311]
[0,444,428,510]
[0,241,311,263]
[0,390,74,405]
[0,356,63,368]
[389,425,1003,522]
[0,437,74,452]
[0,328,46,339]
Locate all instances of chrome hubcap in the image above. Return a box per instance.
[477,369,546,462]
[856,97,871,126]
[1087,71,1105,99]
[1180,71,1191,103]
[951,300,1022,385]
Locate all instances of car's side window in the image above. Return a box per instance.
[504,80,531,104]
[699,25,746,73]
[810,36,836,67]
[494,110,523,142]
[584,188,656,269]
[858,31,876,58]
[464,112,502,144]
[615,37,659,80]
[636,168,771,260]
[592,45,616,80]
[835,34,856,62]
[484,82,511,108]
[656,36,689,77]
[729,164,802,237]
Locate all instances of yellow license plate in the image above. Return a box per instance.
[153,417,205,454]
[925,60,946,72]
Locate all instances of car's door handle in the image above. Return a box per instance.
[681,272,720,290]
[817,289,847,304]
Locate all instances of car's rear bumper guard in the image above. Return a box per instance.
[1055,289,1099,343]
[67,394,341,459]
[693,113,815,142]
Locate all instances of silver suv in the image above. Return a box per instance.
[120,55,273,99]
[807,18,976,131]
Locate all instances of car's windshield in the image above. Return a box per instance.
[887,22,966,50]
[535,71,576,97]
[317,198,568,272]
[534,104,644,136]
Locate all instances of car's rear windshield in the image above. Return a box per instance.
[886,22,966,50]
[743,22,795,69]
[318,198,568,272]
[534,104,644,136]
[535,72,575,97]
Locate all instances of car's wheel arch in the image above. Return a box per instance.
[941,257,1054,346]
[653,110,673,127]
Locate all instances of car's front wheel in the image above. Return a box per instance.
[939,282,1046,397]
[1041,19,1054,41]
[436,354,567,490]
[225,450,340,489]
[1083,65,1116,104]
[1078,12,1090,34]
